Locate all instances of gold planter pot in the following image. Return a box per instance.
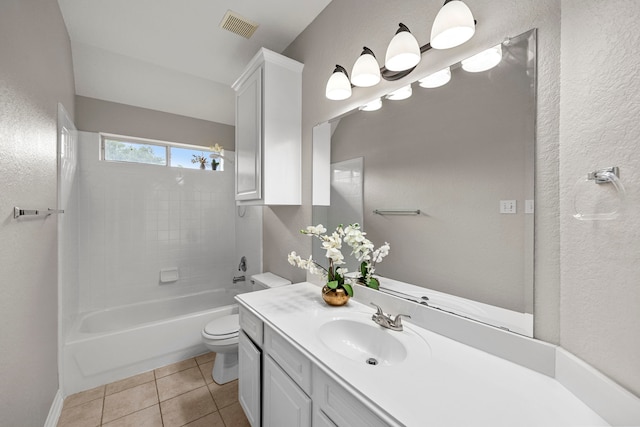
[321,285,350,306]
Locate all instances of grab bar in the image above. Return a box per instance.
[14,207,64,219]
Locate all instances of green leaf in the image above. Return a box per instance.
[342,283,354,297]
[368,277,380,290]
[326,280,339,290]
[360,262,367,276]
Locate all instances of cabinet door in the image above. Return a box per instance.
[263,356,311,427]
[238,331,261,427]
[235,66,262,201]
[313,408,338,427]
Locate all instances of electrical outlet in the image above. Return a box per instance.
[500,200,517,214]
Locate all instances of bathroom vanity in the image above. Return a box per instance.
[235,282,609,427]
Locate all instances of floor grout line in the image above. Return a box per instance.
[153,374,165,427]
[100,386,105,426]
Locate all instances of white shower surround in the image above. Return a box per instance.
[76,131,238,312]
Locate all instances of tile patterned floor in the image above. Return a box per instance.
[57,352,250,427]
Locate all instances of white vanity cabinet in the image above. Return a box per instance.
[238,307,263,427]
[232,48,303,205]
[263,356,312,427]
[238,304,390,427]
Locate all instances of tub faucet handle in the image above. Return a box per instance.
[238,256,247,272]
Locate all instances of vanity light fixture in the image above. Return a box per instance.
[430,0,476,49]
[359,98,383,111]
[324,1,476,100]
[351,47,381,87]
[418,66,452,88]
[325,65,352,100]
[461,44,503,72]
[386,85,412,101]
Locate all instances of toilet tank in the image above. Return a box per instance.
[250,272,291,290]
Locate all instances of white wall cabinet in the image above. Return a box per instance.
[232,48,303,205]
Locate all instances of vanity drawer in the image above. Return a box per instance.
[264,325,312,394]
[239,305,263,347]
[313,366,391,427]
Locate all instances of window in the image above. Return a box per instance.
[103,138,167,165]
[101,134,224,171]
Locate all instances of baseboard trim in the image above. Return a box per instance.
[44,389,64,427]
[556,348,640,426]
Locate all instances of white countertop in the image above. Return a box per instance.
[237,282,609,427]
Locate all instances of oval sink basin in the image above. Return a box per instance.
[317,319,408,366]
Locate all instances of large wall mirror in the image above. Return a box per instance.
[312,29,536,336]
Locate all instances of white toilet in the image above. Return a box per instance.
[201,272,291,384]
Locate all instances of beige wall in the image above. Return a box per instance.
[75,96,235,149]
[275,0,561,341]
[560,0,640,397]
[0,0,75,425]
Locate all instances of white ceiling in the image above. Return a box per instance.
[58,0,332,125]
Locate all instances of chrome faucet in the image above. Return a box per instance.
[370,303,411,331]
[233,275,245,283]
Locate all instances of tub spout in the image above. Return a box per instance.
[233,275,245,283]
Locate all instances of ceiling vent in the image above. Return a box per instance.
[220,10,259,39]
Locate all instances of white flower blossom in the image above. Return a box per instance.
[287,251,301,266]
[372,242,390,263]
[326,247,344,265]
[303,224,327,235]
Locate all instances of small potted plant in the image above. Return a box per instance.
[191,153,208,169]
[209,143,226,170]
[288,224,353,306]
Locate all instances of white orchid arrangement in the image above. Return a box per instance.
[287,223,390,295]
[343,223,390,290]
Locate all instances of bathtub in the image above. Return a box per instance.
[62,286,250,396]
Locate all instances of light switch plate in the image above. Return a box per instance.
[500,200,517,214]
[525,199,534,214]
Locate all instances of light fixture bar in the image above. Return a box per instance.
[325,1,477,100]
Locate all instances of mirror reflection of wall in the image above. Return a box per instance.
[313,30,536,333]
[313,157,364,274]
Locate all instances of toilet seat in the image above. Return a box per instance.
[202,314,239,340]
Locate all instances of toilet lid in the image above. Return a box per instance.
[204,314,239,338]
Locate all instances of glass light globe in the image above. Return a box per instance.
[461,44,503,73]
[351,48,381,88]
[325,66,352,100]
[360,98,382,111]
[387,85,412,101]
[430,0,476,50]
[385,24,421,72]
[418,67,452,88]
